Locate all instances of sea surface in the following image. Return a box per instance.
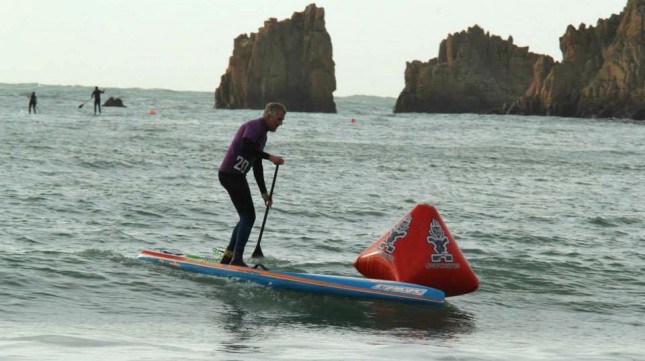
[1,83,643,360]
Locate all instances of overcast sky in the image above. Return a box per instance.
[0,0,627,97]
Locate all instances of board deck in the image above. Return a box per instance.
[137,249,445,306]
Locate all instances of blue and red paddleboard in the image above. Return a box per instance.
[137,249,445,306]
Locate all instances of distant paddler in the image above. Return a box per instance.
[28,92,37,114]
[91,86,106,115]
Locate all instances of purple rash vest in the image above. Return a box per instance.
[219,118,268,175]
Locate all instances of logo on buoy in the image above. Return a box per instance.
[426,218,457,268]
[378,214,412,254]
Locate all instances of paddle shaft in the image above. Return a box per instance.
[252,164,279,258]
[78,97,92,108]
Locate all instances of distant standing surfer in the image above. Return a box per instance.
[218,102,286,267]
[91,86,105,115]
[28,92,37,114]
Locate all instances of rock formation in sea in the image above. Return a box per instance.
[510,0,645,120]
[394,25,549,114]
[395,0,645,120]
[215,3,336,113]
[103,97,126,107]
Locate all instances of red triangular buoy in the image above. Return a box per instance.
[354,204,479,297]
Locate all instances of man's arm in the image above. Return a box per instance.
[252,159,268,195]
[242,138,269,160]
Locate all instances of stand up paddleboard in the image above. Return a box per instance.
[137,204,479,306]
[137,249,445,306]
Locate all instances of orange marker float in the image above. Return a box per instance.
[354,204,479,297]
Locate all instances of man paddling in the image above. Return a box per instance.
[218,102,285,267]
[91,86,105,115]
[28,92,37,114]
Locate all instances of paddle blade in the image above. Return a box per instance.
[251,245,264,259]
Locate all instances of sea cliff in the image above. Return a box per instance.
[395,0,645,120]
[215,3,336,113]
[394,25,547,114]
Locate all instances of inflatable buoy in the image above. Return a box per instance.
[148,109,157,115]
[351,118,357,123]
[354,204,479,297]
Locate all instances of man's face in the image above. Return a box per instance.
[269,110,284,132]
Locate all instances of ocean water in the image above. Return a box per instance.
[0,83,643,360]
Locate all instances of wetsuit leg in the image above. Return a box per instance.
[219,223,239,264]
[219,172,256,266]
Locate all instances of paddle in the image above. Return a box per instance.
[78,98,91,109]
[252,164,279,260]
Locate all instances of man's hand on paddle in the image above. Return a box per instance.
[269,154,284,165]
[262,193,273,208]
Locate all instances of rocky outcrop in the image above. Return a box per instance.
[396,0,645,120]
[510,0,645,119]
[103,97,126,107]
[394,25,549,114]
[215,3,336,113]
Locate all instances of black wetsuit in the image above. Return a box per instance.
[91,89,104,114]
[218,118,270,266]
[28,93,37,114]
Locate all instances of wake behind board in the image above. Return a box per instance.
[137,249,445,306]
